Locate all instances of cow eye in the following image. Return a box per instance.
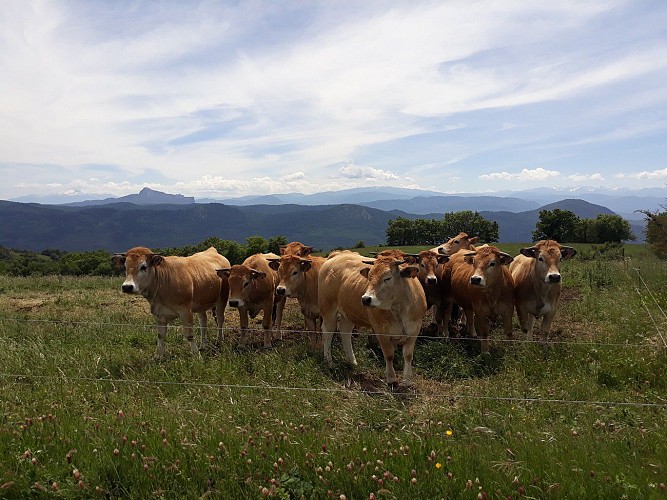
[489,262,496,267]
[538,256,544,262]
[140,264,147,272]
[420,263,425,268]
[383,276,392,282]
[292,270,298,276]
[243,281,249,288]
[454,240,459,244]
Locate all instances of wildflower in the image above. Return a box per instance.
[411,478,417,485]
[436,463,442,469]
[445,429,453,436]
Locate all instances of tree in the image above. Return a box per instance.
[639,209,667,258]
[592,214,635,243]
[532,209,579,242]
[245,236,268,257]
[267,235,289,255]
[441,211,499,243]
[386,217,414,246]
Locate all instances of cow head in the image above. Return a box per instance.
[112,247,163,295]
[220,265,266,307]
[359,257,419,309]
[437,233,479,256]
[269,255,312,297]
[464,246,513,287]
[415,250,449,285]
[279,241,313,257]
[520,240,577,284]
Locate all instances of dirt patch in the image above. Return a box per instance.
[10,298,47,312]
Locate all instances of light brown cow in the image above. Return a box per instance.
[448,245,514,353]
[510,240,577,343]
[432,232,479,256]
[268,254,326,348]
[217,253,285,348]
[280,241,313,257]
[112,246,230,358]
[318,251,427,385]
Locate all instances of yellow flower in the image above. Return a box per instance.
[435,462,442,469]
[445,429,453,436]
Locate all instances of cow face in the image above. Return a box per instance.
[417,250,448,285]
[113,247,163,294]
[437,232,479,256]
[222,265,266,307]
[279,241,313,257]
[520,240,577,284]
[271,255,312,297]
[464,246,513,287]
[360,257,419,309]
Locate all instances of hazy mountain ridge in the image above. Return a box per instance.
[0,196,641,252]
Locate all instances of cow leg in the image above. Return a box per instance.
[262,304,273,348]
[338,317,358,367]
[464,308,476,338]
[374,327,398,386]
[321,308,338,366]
[400,321,421,384]
[305,315,321,350]
[154,320,168,360]
[272,296,286,341]
[180,310,199,355]
[474,314,490,354]
[516,304,535,339]
[238,307,250,347]
[539,310,556,344]
[214,300,226,343]
[197,311,208,349]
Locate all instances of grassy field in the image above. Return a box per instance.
[0,244,665,499]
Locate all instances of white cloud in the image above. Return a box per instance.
[338,163,399,181]
[615,168,667,180]
[479,167,561,181]
[567,173,605,182]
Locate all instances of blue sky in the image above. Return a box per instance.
[1,0,666,200]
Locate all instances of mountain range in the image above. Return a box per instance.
[0,186,650,252]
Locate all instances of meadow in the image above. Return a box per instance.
[0,243,665,499]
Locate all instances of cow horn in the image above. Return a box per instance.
[266,257,280,262]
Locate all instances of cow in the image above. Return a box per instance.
[280,241,313,257]
[432,232,479,256]
[268,253,327,348]
[510,240,577,343]
[112,246,230,359]
[448,245,514,353]
[318,251,427,386]
[217,253,285,348]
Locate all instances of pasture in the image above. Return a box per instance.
[0,244,665,499]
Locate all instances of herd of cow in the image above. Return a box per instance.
[111,233,577,386]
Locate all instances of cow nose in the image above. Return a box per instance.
[548,274,561,283]
[427,276,437,284]
[361,295,372,306]
[121,284,134,293]
[276,287,286,296]
[228,299,239,308]
[470,276,482,286]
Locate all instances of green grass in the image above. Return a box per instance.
[0,248,666,498]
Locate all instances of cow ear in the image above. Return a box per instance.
[470,236,479,245]
[360,267,370,279]
[437,255,449,264]
[279,245,287,255]
[300,260,312,272]
[111,254,126,267]
[302,246,313,256]
[149,254,163,266]
[268,260,280,271]
[399,266,419,278]
[499,252,514,265]
[561,246,577,260]
[216,268,231,278]
[403,255,419,264]
[463,251,476,265]
[520,247,539,259]
[251,271,267,280]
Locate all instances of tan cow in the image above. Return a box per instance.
[432,232,479,256]
[448,245,514,353]
[217,253,285,348]
[280,241,313,257]
[112,246,230,358]
[268,254,326,348]
[318,251,427,385]
[510,240,577,343]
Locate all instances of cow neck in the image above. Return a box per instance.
[142,267,162,302]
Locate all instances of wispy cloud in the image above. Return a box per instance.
[479,168,561,182]
[615,168,667,180]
